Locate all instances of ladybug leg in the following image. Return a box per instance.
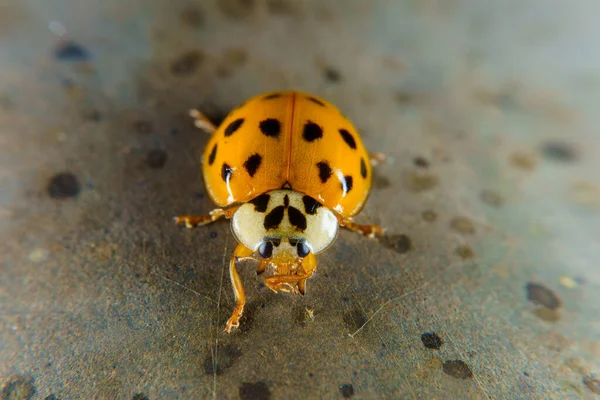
[339,217,384,238]
[264,253,316,295]
[225,243,255,334]
[189,109,217,134]
[174,206,239,228]
[369,152,392,166]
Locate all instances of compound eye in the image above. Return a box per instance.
[297,242,310,258]
[258,241,274,258]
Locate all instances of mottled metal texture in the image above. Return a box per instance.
[1,0,599,399]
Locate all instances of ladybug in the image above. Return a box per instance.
[175,90,385,333]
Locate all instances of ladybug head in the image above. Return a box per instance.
[231,190,339,263]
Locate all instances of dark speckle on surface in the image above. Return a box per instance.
[218,0,256,19]
[541,141,579,162]
[180,6,205,28]
[2,375,36,400]
[480,189,504,207]
[239,381,271,400]
[81,108,102,122]
[44,395,59,400]
[146,149,168,169]
[203,344,241,375]
[442,360,473,380]
[421,331,443,349]
[372,171,391,189]
[450,217,476,235]
[422,210,438,222]
[170,50,204,76]
[379,234,412,254]
[339,383,354,398]
[526,282,562,309]
[455,245,475,260]
[47,172,81,199]
[133,120,153,134]
[54,40,91,62]
[210,231,218,239]
[413,156,430,168]
[131,394,149,400]
[583,373,600,395]
[324,67,342,82]
[405,171,439,192]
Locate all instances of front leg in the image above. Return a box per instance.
[337,215,384,238]
[189,109,217,134]
[224,243,255,333]
[174,206,239,228]
[264,253,316,295]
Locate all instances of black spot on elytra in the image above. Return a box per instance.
[339,384,354,398]
[221,163,233,182]
[224,118,244,137]
[249,193,270,212]
[317,161,332,183]
[379,234,412,254]
[146,149,168,169]
[208,144,217,165]
[526,282,562,310]
[307,97,326,106]
[2,375,36,400]
[243,153,262,177]
[203,344,241,375]
[288,207,307,231]
[443,360,473,380]
[239,381,271,400]
[259,118,281,138]
[421,332,443,349]
[303,121,323,142]
[414,156,430,168]
[132,394,149,400]
[341,175,353,194]
[339,129,356,149]
[324,67,342,82]
[302,195,322,215]
[264,206,285,230]
[541,141,579,162]
[47,172,81,199]
[263,93,281,100]
[170,50,204,76]
[283,194,289,208]
[54,41,91,62]
[360,158,367,179]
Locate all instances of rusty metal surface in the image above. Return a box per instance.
[1,0,600,399]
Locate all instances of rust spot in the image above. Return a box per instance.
[510,152,537,171]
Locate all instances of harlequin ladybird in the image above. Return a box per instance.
[175,90,385,333]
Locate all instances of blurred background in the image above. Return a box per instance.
[1,0,599,398]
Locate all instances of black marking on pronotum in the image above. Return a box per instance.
[243,153,262,177]
[221,163,233,182]
[224,118,244,137]
[288,207,307,231]
[249,193,270,212]
[283,194,290,208]
[259,118,281,138]
[263,93,281,100]
[303,121,323,142]
[316,161,332,183]
[307,97,325,107]
[339,129,356,149]
[302,195,322,215]
[264,206,285,230]
[208,144,217,165]
[342,175,353,194]
[360,158,367,179]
